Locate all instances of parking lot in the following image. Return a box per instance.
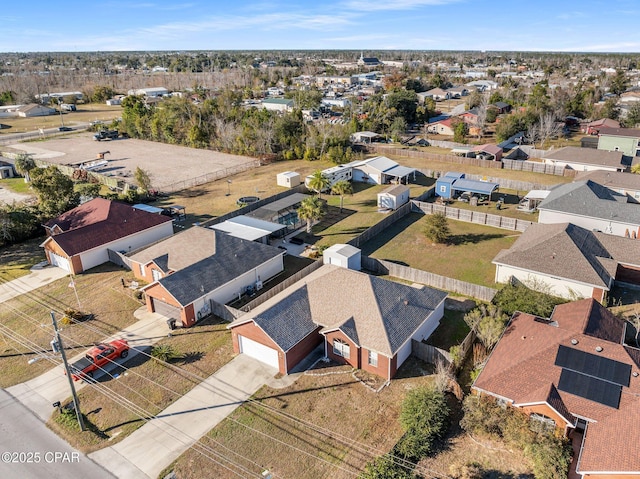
[8,132,259,191]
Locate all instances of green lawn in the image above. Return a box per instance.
[361,213,519,287]
[0,236,46,280]
[0,177,33,195]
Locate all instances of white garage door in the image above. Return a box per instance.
[49,252,70,272]
[238,335,279,369]
[151,298,181,320]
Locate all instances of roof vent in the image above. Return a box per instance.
[571,339,578,345]
[595,346,603,352]
[633,372,639,378]
[403,300,409,305]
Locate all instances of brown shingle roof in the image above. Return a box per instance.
[492,223,613,288]
[128,226,217,271]
[598,127,640,138]
[45,198,172,256]
[473,299,640,474]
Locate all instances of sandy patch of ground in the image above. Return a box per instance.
[9,133,259,190]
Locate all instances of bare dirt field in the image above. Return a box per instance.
[7,133,259,191]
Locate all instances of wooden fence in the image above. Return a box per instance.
[411,200,533,232]
[238,260,323,313]
[361,256,498,302]
[367,145,503,169]
[107,249,132,269]
[411,340,452,367]
[502,158,577,177]
[210,300,243,322]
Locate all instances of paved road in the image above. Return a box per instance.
[0,388,115,479]
[89,354,278,479]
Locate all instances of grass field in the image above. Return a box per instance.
[0,264,141,388]
[0,236,46,281]
[0,177,33,195]
[0,103,122,135]
[165,356,531,479]
[361,212,519,287]
[48,314,234,452]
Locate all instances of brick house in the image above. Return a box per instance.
[228,265,447,380]
[473,299,640,478]
[130,227,284,328]
[41,198,174,274]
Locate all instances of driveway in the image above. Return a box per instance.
[0,263,68,304]
[6,307,171,422]
[89,354,277,479]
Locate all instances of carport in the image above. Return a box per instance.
[450,178,500,200]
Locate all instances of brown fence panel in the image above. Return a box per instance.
[239,260,323,312]
[411,339,451,366]
[210,300,243,322]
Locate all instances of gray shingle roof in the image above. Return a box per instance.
[156,231,283,306]
[252,286,316,352]
[538,180,640,225]
[543,146,624,169]
[233,266,447,356]
[493,222,614,287]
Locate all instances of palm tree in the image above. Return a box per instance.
[307,170,330,198]
[297,196,326,234]
[331,180,352,212]
[14,153,36,182]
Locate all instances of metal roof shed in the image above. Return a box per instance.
[211,215,287,243]
[450,178,500,197]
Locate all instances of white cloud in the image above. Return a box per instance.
[342,0,460,11]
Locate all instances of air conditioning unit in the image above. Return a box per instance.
[255,280,263,291]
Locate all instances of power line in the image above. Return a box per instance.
[1,278,451,478]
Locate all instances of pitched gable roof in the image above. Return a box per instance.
[492,222,614,288]
[543,146,625,169]
[598,126,640,138]
[150,230,283,306]
[129,227,218,272]
[473,299,640,474]
[538,180,640,225]
[44,198,172,256]
[230,266,447,356]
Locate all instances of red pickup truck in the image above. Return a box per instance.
[69,339,129,381]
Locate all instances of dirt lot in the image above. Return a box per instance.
[6,133,259,191]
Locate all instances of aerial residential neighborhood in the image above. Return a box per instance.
[4,3,640,479]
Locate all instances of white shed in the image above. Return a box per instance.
[277,171,301,188]
[377,184,410,210]
[323,244,361,270]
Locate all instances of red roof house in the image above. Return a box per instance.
[41,198,174,274]
[473,298,640,477]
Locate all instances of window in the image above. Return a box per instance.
[139,264,146,277]
[152,269,161,281]
[368,350,378,367]
[439,185,447,193]
[530,413,556,434]
[333,339,350,359]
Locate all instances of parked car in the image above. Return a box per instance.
[58,126,72,132]
[69,339,129,381]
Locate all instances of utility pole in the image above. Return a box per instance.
[51,311,85,431]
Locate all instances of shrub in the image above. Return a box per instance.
[360,455,416,479]
[492,281,567,317]
[150,344,182,362]
[424,213,450,244]
[396,386,449,460]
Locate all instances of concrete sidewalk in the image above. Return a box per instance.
[89,354,278,479]
[7,307,171,422]
[0,262,68,304]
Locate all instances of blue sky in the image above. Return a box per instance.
[3,0,640,53]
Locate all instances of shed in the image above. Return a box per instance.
[133,204,164,214]
[450,178,500,198]
[276,171,301,188]
[377,184,410,210]
[323,244,361,270]
[351,131,380,144]
[435,172,465,199]
[517,190,550,212]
